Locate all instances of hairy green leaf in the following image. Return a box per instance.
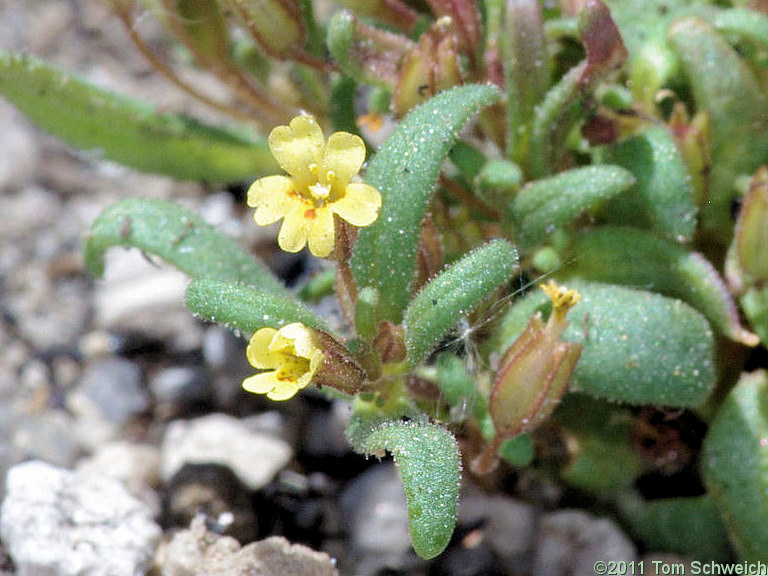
[185,279,328,335]
[742,286,768,346]
[0,51,277,181]
[356,419,461,560]
[602,125,698,241]
[351,84,501,322]
[568,226,757,346]
[557,396,645,493]
[619,494,730,562]
[703,371,768,561]
[494,281,716,407]
[85,198,289,296]
[404,239,518,366]
[509,165,635,248]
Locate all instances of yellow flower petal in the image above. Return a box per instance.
[246,175,293,207]
[266,380,302,401]
[279,323,315,357]
[322,132,366,186]
[309,349,324,374]
[332,183,382,226]
[248,176,298,226]
[242,371,281,394]
[246,328,279,369]
[278,207,310,253]
[269,116,325,185]
[307,207,336,257]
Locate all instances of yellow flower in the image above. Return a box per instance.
[242,323,324,401]
[247,115,382,257]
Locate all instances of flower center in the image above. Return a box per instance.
[307,164,337,202]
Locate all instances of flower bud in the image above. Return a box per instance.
[220,0,305,60]
[393,17,464,117]
[473,281,582,474]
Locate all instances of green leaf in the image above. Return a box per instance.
[668,17,768,239]
[185,278,329,335]
[502,0,548,163]
[556,396,645,493]
[742,286,768,346]
[703,370,768,561]
[351,84,502,322]
[404,239,517,366]
[619,494,731,562]
[602,125,698,241]
[604,0,686,107]
[508,165,635,248]
[0,51,277,182]
[356,419,461,560]
[494,281,716,407]
[85,198,289,297]
[567,226,758,346]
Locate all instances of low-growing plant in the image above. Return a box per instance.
[4,0,768,562]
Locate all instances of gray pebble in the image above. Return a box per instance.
[533,509,637,576]
[0,460,161,576]
[338,463,414,575]
[79,357,149,425]
[459,488,537,571]
[150,366,212,410]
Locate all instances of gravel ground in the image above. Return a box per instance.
[0,2,689,574]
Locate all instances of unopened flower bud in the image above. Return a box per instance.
[473,281,582,474]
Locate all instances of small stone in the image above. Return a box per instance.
[533,509,637,576]
[150,366,212,412]
[0,104,40,193]
[429,543,506,576]
[162,463,257,544]
[0,460,161,576]
[161,413,292,491]
[77,441,161,511]
[159,516,340,576]
[303,401,351,459]
[338,463,414,575]
[458,488,536,570]
[93,249,203,350]
[10,410,80,470]
[78,356,149,425]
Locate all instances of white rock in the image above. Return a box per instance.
[1,460,161,576]
[77,442,161,512]
[160,413,292,490]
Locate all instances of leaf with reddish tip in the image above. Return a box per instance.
[579,0,628,81]
[528,0,628,177]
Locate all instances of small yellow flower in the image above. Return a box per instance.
[247,115,382,257]
[242,323,324,401]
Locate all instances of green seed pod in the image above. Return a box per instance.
[220,0,305,59]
